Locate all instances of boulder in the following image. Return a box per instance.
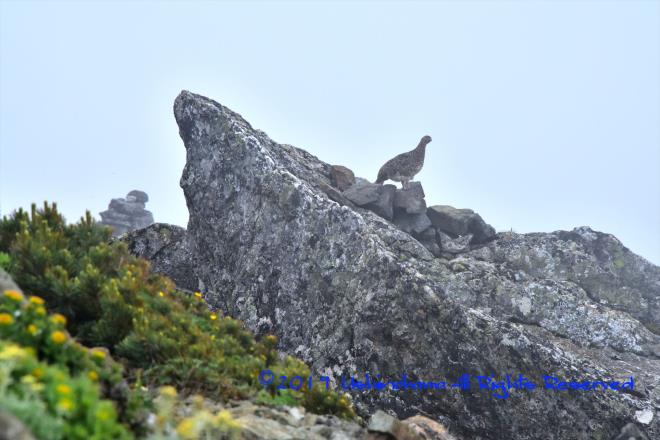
[330,165,356,191]
[343,180,396,220]
[167,91,658,440]
[99,190,154,236]
[393,182,426,214]
[437,231,472,254]
[127,189,149,203]
[393,211,432,235]
[416,227,441,257]
[613,423,649,440]
[368,410,421,440]
[403,415,457,440]
[427,205,495,244]
[343,180,381,206]
[119,223,198,293]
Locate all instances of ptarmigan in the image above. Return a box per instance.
[375,135,432,189]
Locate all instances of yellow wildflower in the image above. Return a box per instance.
[57,399,74,412]
[96,407,111,421]
[0,344,27,360]
[32,367,43,378]
[51,313,67,326]
[56,384,72,395]
[27,324,39,335]
[192,395,205,410]
[29,295,45,305]
[35,306,46,316]
[210,313,218,321]
[30,382,44,392]
[175,418,196,439]
[0,313,13,325]
[91,349,106,360]
[4,289,23,302]
[50,330,67,344]
[194,291,202,298]
[158,291,165,297]
[21,375,36,385]
[215,410,242,429]
[159,385,177,398]
[88,371,98,381]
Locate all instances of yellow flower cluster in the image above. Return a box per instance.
[56,383,72,395]
[50,330,67,344]
[50,313,67,325]
[57,398,74,412]
[160,385,177,398]
[29,295,45,305]
[0,312,13,325]
[0,344,28,360]
[90,349,106,360]
[4,289,24,302]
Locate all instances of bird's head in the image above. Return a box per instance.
[420,135,432,145]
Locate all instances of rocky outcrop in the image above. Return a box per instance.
[173,399,455,440]
[119,223,198,293]
[99,190,154,236]
[342,179,495,257]
[147,91,659,440]
[427,205,495,244]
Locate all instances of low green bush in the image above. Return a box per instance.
[0,202,356,425]
[0,338,131,440]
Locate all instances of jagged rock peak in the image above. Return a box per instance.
[164,90,658,440]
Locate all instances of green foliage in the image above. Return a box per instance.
[0,340,131,440]
[0,251,10,271]
[1,202,356,424]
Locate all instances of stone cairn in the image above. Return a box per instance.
[99,190,154,237]
[330,165,496,258]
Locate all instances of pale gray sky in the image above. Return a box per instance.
[1,1,659,263]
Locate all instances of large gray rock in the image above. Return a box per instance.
[437,231,472,254]
[393,211,432,235]
[393,182,426,215]
[344,180,396,220]
[99,190,154,236]
[416,227,441,257]
[368,410,421,440]
[170,91,658,440]
[427,205,495,244]
[330,165,356,191]
[119,223,198,293]
[127,189,149,203]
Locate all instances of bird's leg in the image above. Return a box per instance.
[402,179,409,190]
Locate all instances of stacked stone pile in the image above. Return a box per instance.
[335,166,495,257]
[99,190,154,236]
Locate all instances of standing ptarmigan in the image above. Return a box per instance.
[375,135,432,189]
